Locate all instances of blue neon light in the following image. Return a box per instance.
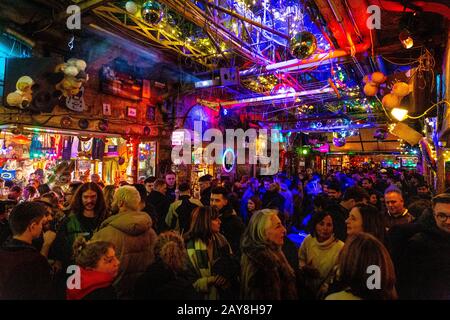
[222,148,235,173]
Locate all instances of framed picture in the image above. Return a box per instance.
[146,106,155,121]
[127,106,137,118]
[103,103,111,116]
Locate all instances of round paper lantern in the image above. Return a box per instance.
[382,93,401,110]
[363,83,378,96]
[392,82,410,97]
[141,0,162,25]
[289,31,317,59]
[371,71,386,84]
[125,1,138,15]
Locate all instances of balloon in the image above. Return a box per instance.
[141,1,163,25]
[363,82,378,96]
[125,1,138,15]
[392,82,410,97]
[333,137,346,147]
[382,93,401,110]
[371,71,386,84]
[289,31,317,59]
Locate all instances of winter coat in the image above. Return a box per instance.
[165,196,203,233]
[91,209,157,299]
[66,267,116,300]
[0,238,52,299]
[385,209,414,230]
[135,258,200,300]
[200,187,212,206]
[262,191,285,214]
[396,212,450,300]
[241,245,298,300]
[219,205,245,256]
[148,190,171,233]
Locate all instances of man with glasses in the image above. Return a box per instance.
[396,193,450,299]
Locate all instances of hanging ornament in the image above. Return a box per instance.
[125,1,139,15]
[333,137,346,147]
[363,82,378,96]
[373,128,388,140]
[391,82,410,97]
[382,93,401,110]
[11,134,30,145]
[370,71,387,84]
[289,31,317,59]
[141,1,163,25]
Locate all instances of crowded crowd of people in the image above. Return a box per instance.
[0,167,449,300]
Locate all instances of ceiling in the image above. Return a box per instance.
[0,0,447,133]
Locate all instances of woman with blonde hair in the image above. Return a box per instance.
[240,209,297,300]
[67,236,120,300]
[135,231,199,299]
[325,232,397,300]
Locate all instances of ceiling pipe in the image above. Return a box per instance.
[265,41,371,71]
[197,87,334,109]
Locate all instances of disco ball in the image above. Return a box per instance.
[289,31,317,59]
[333,137,346,147]
[141,1,163,25]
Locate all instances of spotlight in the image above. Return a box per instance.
[399,30,413,49]
[391,108,409,121]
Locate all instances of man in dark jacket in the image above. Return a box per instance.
[211,187,244,256]
[396,193,450,300]
[165,171,177,203]
[0,202,52,299]
[198,175,212,206]
[148,179,171,233]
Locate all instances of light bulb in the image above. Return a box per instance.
[399,30,413,49]
[391,108,409,121]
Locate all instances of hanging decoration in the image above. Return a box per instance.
[125,1,139,15]
[332,137,346,147]
[363,71,386,97]
[141,0,163,25]
[11,134,30,145]
[289,31,317,59]
[29,134,43,159]
[6,76,34,109]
